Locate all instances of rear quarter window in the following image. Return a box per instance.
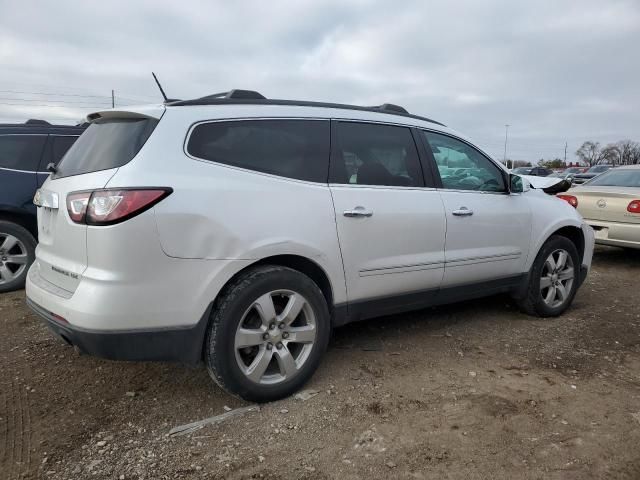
[54,118,158,178]
[0,134,46,171]
[186,119,330,183]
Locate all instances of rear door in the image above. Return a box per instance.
[0,133,46,215]
[329,121,446,313]
[35,117,158,292]
[420,130,531,287]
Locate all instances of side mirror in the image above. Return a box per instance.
[509,174,529,193]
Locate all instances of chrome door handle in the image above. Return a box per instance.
[452,207,473,216]
[343,206,373,218]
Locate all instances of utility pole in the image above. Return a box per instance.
[503,124,510,169]
[111,90,115,108]
[564,142,567,166]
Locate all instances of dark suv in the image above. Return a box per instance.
[0,119,86,292]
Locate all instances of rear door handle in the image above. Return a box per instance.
[343,206,373,218]
[452,207,473,216]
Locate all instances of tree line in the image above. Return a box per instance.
[575,140,640,166]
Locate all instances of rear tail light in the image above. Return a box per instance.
[557,194,578,208]
[628,200,640,214]
[66,188,172,225]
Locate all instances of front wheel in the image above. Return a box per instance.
[516,235,580,317]
[205,266,330,402]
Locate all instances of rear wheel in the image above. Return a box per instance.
[0,221,36,293]
[205,265,330,402]
[516,235,580,317]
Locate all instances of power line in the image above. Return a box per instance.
[0,88,159,102]
[0,96,112,105]
[0,89,113,99]
[0,102,113,108]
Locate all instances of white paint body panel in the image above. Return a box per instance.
[330,185,446,301]
[26,103,593,335]
[438,190,531,286]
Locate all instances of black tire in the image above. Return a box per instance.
[516,235,580,317]
[205,265,331,402]
[0,221,36,293]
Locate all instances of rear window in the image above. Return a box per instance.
[587,169,640,187]
[186,119,330,183]
[54,118,158,178]
[0,134,46,171]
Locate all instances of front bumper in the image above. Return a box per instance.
[27,297,211,364]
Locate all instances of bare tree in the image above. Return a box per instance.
[601,144,621,165]
[575,141,606,166]
[617,140,640,165]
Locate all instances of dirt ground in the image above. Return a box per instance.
[1,246,640,480]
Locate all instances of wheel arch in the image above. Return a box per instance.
[527,219,585,271]
[197,254,338,362]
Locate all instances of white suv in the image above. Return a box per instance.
[26,90,594,402]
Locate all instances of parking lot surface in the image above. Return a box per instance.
[1,246,639,479]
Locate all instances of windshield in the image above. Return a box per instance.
[54,117,158,178]
[587,169,640,187]
[587,165,611,173]
[513,167,531,173]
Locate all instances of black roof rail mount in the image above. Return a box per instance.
[25,119,51,125]
[197,89,267,102]
[168,90,444,126]
[376,103,408,114]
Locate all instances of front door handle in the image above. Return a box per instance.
[343,206,373,218]
[452,207,473,216]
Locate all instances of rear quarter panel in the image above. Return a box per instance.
[103,110,348,305]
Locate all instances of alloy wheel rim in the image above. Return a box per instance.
[0,234,28,285]
[540,248,574,308]
[234,290,316,385]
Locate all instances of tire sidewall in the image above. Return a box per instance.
[529,236,580,316]
[0,221,36,293]
[207,267,330,402]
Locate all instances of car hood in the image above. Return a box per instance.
[519,175,563,189]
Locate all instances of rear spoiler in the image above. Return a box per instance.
[86,104,165,122]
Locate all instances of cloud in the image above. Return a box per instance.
[0,0,638,162]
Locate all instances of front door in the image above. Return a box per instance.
[420,130,531,287]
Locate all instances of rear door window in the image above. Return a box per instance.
[186,119,330,183]
[330,121,424,187]
[54,118,158,178]
[0,134,46,171]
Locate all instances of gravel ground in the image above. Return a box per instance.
[1,246,640,480]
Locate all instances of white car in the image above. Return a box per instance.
[26,90,594,401]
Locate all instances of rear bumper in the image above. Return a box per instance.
[26,297,211,364]
[585,219,640,249]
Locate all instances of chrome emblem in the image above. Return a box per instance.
[597,199,607,208]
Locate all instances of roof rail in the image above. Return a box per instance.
[167,92,445,126]
[25,119,51,125]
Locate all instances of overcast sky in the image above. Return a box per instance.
[1,0,638,162]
